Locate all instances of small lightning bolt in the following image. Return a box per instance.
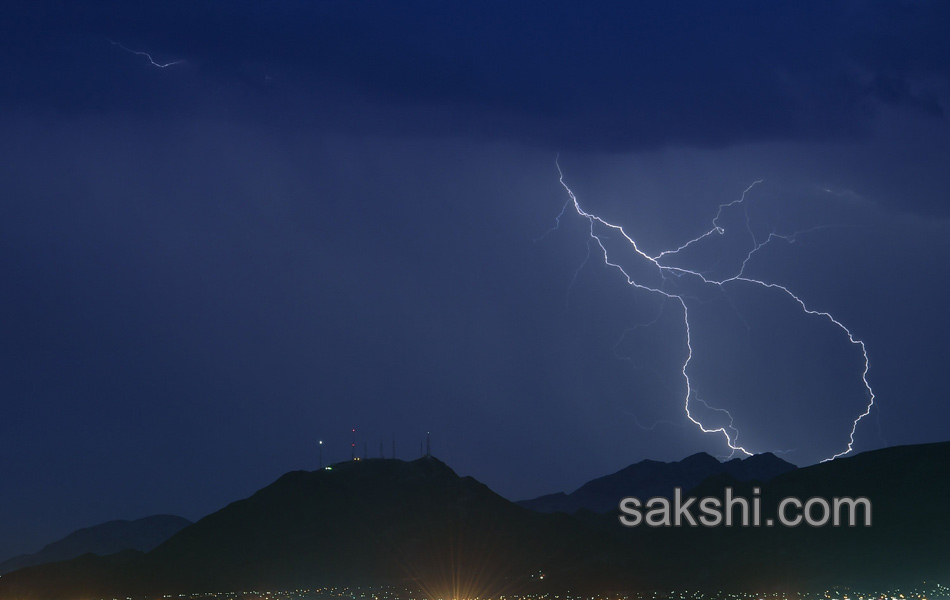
[552,158,875,462]
[109,40,184,68]
[626,410,686,432]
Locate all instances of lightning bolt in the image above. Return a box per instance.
[109,40,184,68]
[553,158,875,462]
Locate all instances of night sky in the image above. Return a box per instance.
[2,1,950,560]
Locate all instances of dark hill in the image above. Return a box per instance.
[0,457,637,600]
[2,444,948,597]
[0,514,191,575]
[601,441,950,591]
[518,451,796,514]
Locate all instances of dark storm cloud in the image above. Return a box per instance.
[3,0,950,561]
[0,114,587,557]
[4,1,949,150]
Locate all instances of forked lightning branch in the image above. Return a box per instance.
[552,160,875,462]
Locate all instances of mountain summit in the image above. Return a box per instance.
[2,444,949,598]
[518,451,796,514]
[0,457,631,600]
[0,515,191,575]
